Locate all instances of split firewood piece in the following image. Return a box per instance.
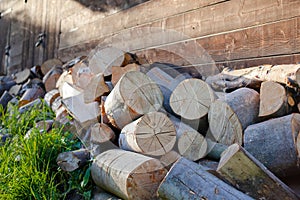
[90,123,115,144]
[62,93,100,123]
[146,66,191,113]
[35,119,54,132]
[57,149,90,172]
[44,89,60,107]
[51,96,63,113]
[217,144,299,200]
[206,64,300,91]
[71,61,94,90]
[14,68,32,84]
[19,87,45,107]
[170,115,207,161]
[91,149,167,200]
[21,78,45,92]
[158,150,181,170]
[30,65,43,79]
[259,81,290,118]
[157,157,253,200]
[104,71,163,129]
[244,113,300,177]
[62,55,87,70]
[41,58,63,76]
[111,63,140,86]
[42,65,63,92]
[55,106,68,121]
[83,73,109,104]
[119,112,176,156]
[198,159,219,173]
[89,47,137,76]
[0,91,14,110]
[8,84,22,96]
[208,88,259,145]
[56,70,73,94]
[60,82,82,99]
[100,96,109,124]
[170,78,216,121]
[19,98,42,114]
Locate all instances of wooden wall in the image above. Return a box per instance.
[58,0,300,75]
[1,0,300,75]
[0,0,61,74]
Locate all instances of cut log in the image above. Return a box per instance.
[206,64,300,91]
[62,56,87,70]
[41,58,63,76]
[146,65,191,114]
[111,63,140,86]
[91,149,167,200]
[19,87,45,107]
[35,119,54,132]
[42,65,63,92]
[8,84,22,96]
[157,157,253,200]
[170,78,216,121]
[0,78,16,96]
[14,68,32,84]
[71,61,94,90]
[208,88,259,145]
[90,123,115,144]
[83,73,109,104]
[206,138,228,161]
[169,116,207,161]
[19,98,42,114]
[57,149,90,172]
[20,78,45,93]
[89,47,137,76]
[44,89,60,107]
[62,93,100,123]
[51,96,63,113]
[90,140,119,158]
[0,91,14,110]
[217,144,299,200]
[259,81,289,118]
[244,113,300,177]
[119,112,176,156]
[104,71,163,129]
[158,150,181,170]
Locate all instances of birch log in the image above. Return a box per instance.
[91,149,167,200]
[217,144,299,200]
[119,112,176,156]
[104,71,163,129]
[206,64,300,91]
[208,88,259,145]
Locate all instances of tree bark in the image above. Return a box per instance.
[244,113,300,177]
[208,88,259,145]
[119,112,176,156]
[157,157,253,200]
[217,144,299,200]
[44,89,60,107]
[104,71,163,129]
[91,149,167,200]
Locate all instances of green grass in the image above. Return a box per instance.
[0,101,92,200]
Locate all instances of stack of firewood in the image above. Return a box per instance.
[1,46,300,199]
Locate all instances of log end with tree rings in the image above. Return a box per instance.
[169,78,216,120]
[119,112,176,156]
[104,71,163,129]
